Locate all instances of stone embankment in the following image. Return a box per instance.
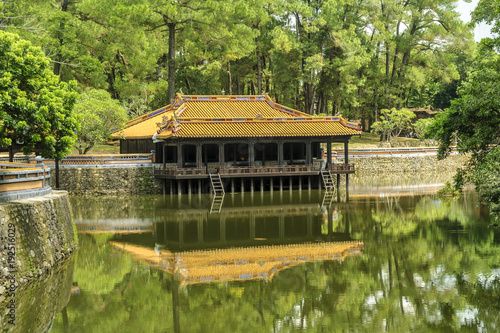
[0,191,77,293]
[50,166,162,195]
[353,154,468,173]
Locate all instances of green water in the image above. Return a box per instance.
[3,176,500,333]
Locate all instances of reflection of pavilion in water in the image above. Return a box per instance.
[109,193,362,285]
[155,197,352,251]
[111,241,363,286]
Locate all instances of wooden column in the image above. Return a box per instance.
[177,143,183,168]
[344,138,349,164]
[249,141,255,167]
[326,139,332,168]
[219,143,225,169]
[196,143,202,169]
[278,141,283,165]
[162,144,167,169]
[305,141,312,165]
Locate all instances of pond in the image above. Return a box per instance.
[3,174,500,332]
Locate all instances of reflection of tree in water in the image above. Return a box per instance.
[50,194,499,332]
[72,234,132,294]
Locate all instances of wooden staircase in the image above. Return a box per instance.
[320,170,335,190]
[209,173,225,195]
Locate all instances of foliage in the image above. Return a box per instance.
[414,118,436,145]
[0,0,475,121]
[0,30,78,159]
[73,89,128,154]
[472,147,500,225]
[425,53,500,223]
[371,108,415,143]
[437,181,461,200]
[472,0,500,52]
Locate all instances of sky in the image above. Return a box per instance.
[457,0,493,42]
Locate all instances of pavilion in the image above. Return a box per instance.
[112,93,361,194]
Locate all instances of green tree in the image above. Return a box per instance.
[73,89,128,154]
[371,108,415,142]
[425,53,500,223]
[0,30,78,162]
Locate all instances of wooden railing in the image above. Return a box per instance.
[155,167,206,176]
[29,153,153,165]
[155,162,355,177]
[221,164,316,175]
[0,162,51,201]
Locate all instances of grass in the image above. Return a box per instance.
[70,143,120,155]
[332,132,421,148]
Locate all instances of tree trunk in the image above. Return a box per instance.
[227,61,232,95]
[8,145,13,162]
[256,39,262,94]
[54,0,70,77]
[55,158,60,189]
[167,22,176,103]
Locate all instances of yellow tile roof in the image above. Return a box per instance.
[180,99,295,118]
[157,120,361,139]
[114,93,361,140]
[111,108,174,139]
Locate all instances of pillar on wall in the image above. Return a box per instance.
[250,178,254,193]
[198,179,202,195]
[299,176,302,191]
[270,177,274,192]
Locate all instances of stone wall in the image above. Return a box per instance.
[351,154,469,174]
[0,191,77,290]
[50,166,162,195]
